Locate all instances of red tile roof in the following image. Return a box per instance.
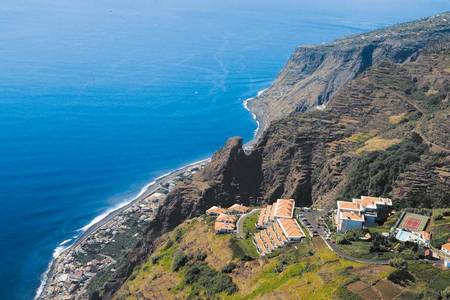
[273,199,295,219]
[216,213,238,224]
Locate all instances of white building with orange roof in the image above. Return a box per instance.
[214,221,236,234]
[227,204,250,215]
[277,218,305,241]
[206,206,226,216]
[335,196,392,232]
[216,213,238,224]
[273,199,295,219]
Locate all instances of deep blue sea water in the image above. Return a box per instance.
[0,1,449,299]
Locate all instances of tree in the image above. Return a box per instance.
[389,257,407,270]
[441,287,450,300]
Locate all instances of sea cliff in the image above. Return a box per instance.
[38,12,450,299]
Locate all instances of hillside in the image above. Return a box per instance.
[114,215,450,300]
[82,14,450,299]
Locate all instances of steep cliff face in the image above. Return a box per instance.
[248,13,450,134]
[252,38,449,209]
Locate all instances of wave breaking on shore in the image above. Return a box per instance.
[243,88,267,139]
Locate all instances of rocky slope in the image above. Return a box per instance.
[248,12,450,134]
[88,14,450,299]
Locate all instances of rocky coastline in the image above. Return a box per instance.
[36,159,209,300]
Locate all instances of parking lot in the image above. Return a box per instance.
[296,208,331,240]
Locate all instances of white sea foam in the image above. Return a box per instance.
[34,243,72,300]
[257,88,268,97]
[243,88,267,138]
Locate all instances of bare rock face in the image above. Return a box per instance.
[248,13,450,135]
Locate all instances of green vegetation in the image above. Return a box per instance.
[172,250,188,271]
[335,230,427,261]
[230,211,259,260]
[339,133,427,202]
[184,263,237,297]
[430,208,450,248]
[387,269,414,286]
[221,262,237,273]
[399,262,450,299]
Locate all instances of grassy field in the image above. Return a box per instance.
[355,136,401,155]
[337,240,395,260]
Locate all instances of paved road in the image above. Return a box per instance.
[236,209,260,238]
[297,208,389,265]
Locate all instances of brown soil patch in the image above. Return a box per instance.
[353,265,392,283]
[347,281,381,300]
[374,280,403,300]
[231,260,266,293]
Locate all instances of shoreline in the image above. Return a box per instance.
[35,157,210,300]
[242,87,268,149]
[36,88,268,299]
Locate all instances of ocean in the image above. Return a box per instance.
[0,1,448,299]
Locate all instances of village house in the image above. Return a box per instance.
[206,206,226,216]
[227,203,250,215]
[335,196,393,232]
[216,213,238,224]
[214,221,236,234]
[206,205,242,235]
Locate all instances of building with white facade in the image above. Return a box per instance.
[335,196,392,232]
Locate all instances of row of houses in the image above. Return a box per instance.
[335,196,393,232]
[206,204,250,234]
[254,199,305,256]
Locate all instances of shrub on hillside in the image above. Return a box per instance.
[221,262,236,273]
[195,251,207,261]
[172,250,188,271]
[336,235,350,245]
[338,133,426,202]
[184,263,237,296]
[388,269,415,286]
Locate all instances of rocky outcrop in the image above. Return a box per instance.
[248,13,450,135]
[98,137,261,299]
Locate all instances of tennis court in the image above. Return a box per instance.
[398,213,429,232]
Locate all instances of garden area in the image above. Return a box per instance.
[230,210,259,260]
